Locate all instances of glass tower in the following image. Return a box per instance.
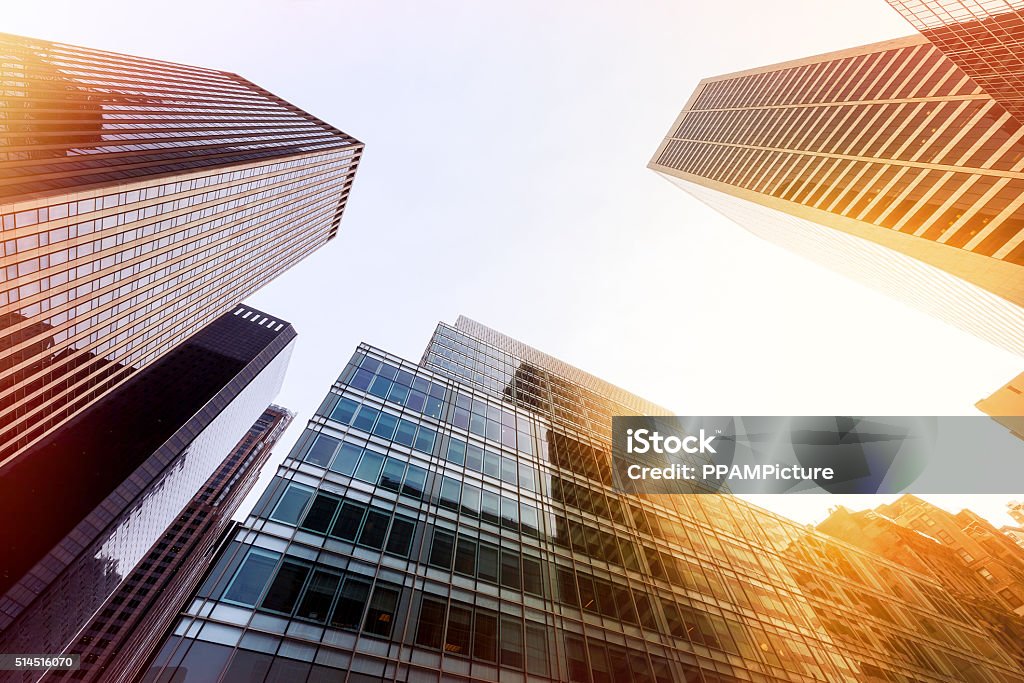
[649,33,1024,357]
[140,317,1024,683]
[0,32,362,462]
[0,305,296,670]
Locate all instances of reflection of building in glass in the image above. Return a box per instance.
[0,32,362,463]
[650,33,1024,357]
[67,405,294,683]
[140,317,1023,682]
[885,0,1024,125]
[0,306,295,668]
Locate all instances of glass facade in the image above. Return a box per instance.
[649,33,1024,355]
[886,1,1024,125]
[0,305,295,671]
[61,406,294,683]
[0,32,362,462]
[142,317,1024,682]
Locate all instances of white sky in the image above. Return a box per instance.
[6,0,1022,528]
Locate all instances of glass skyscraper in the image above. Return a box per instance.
[0,305,295,675]
[0,32,362,462]
[650,30,1024,358]
[140,317,1024,682]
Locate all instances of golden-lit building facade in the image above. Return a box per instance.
[650,34,1024,357]
[886,0,1024,125]
[0,32,362,463]
[140,318,1024,683]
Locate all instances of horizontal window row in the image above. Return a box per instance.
[329,399,437,453]
[427,528,543,597]
[436,474,540,537]
[301,432,430,493]
[345,355,446,420]
[445,436,537,491]
[222,548,400,637]
[270,484,417,556]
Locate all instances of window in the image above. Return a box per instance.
[499,617,524,668]
[481,491,500,525]
[978,567,996,582]
[522,556,543,596]
[296,570,340,623]
[500,496,519,531]
[520,503,539,537]
[379,458,406,492]
[466,444,483,471]
[478,544,499,583]
[304,435,340,467]
[447,438,466,466]
[330,397,359,424]
[500,550,521,590]
[525,623,550,676]
[473,610,498,662]
[372,412,398,440]
[223,549,279,606]
[999,588,1024,609]
[330,577,370,629]
[500,456,518,485]
[454,537,477,576]
[300,494,339,534]
[270,485,312,525]
[352,406,379,432]
[330,502,366,541]
[439,477,461,511]
[557,568,578,607]
[413,425,436,453]
[415,597,446,649]
[445,605,473,655]
[402,465,427,499]
[329,443,362,476]
[385,517,415,557]
[429,529,454,569]
[461,484,481,517]
[395,419,417,446]
[364,585,400,637]
[354,450,385,483]
[358,510,391,549]
[261,560,311,614]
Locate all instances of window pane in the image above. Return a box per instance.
[261,561,311,614]
[439,477,461,511]
[223,549,280,606]
[519,463,537,492]
[352,406,379,432]
[500,550,521,590]
[478,544,499,583]
[461,484,480,517]
[296,570,340,623]
[395,419,417,446]
[388,383,409,406]
[300,495,339,534]
[483,450,500,478]
[354,450,385,483]
[446,438,466,465]
[526,623,550,676]
[305,435,339,467]
[429,529,454,569]
[368,375,392,399]
[270,485,312,525]
[445,604,472,656]
[465,444,483,472]
[415,597,446,649]
[330,502,366,541]
[402,465,427,499]
[364,585,399,637]
[473,610,497,662]
[481,491,500,525]
[500,617,524,668]
[330,578,370,629]
[372,412,398,439]
[413,425,436,453]
[330,397,359,424]
[557,568,578,607]
[520,503,540,538]
[385,517,415,557]
[379,458,406,492]
[358,510,391,549]
[500,496,519,531]
[522,557,543,597]
[329,443,362,476]
[454,537,476,576]
[500,456,518,484]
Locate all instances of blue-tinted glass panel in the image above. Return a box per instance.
[446,438,466,466]
[352,406,379,432]
[402,465,427,499]
[330,443,362,476]
[305,435,339,467]
[414,426,436,454]
[223,549,280,606]
[348,369,374,392]
[395,419,417,446]
[372,412,398,440]
[270,485,313,525]
[439,477,461,511]
[380,458,406,492]
[368,375,392,399]
[354,450,386,483]
[330,397,360,424]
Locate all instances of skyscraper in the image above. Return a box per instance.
[650,32,1024,357]
[885,0,1024,124]
[139,317,1023,682]
[66,405,294,683]
[0,305,295,671]
[0,32,362,463]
